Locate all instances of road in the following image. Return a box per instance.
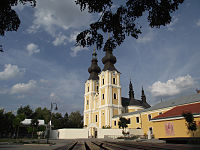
[1,139,200,150]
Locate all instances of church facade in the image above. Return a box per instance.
[83,47,150,137]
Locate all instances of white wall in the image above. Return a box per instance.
[56,128,88,139]
[98,128,143,138]
[51,128,143,139]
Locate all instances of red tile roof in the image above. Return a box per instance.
[153,102,200,120]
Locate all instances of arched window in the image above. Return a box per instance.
[87,100,89,105]
[96,115,98,122]
[102,94,104,99]
[102,79,104,85]
[97,86,98,91]
[114,93,117,99]
[113,78,116,84]
[88,86,89,92]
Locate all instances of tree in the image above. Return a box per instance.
[63,112,69,128]
[182,112,197,137]
[34,107,50,124]
[75,0,184,51]
[51,112,64,129]
[13,113,25,138]
[118,117,129,137]
[68,111,83,128]
[30,117,39,138]
[0,0,36,36]
[17,105,33,119]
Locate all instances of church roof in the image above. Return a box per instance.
[121,97,151,108]
[114,93,200,118]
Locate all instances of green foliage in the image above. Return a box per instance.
[75,0,184,51]
[102,125,111,129]
[118,117,129,130]
[0,106,83,138]
[17,105,33,118]
[118,117,129,137]
[0,0,36,36]
[182,112,197,136]
[68,111,83,128]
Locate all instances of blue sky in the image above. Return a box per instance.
[0,0,200,114]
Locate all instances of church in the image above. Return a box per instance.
[83,46,200,139]
[51,47,200,139]
[84,47,151,137]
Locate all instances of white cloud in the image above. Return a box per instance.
[28,0,92,35]
[0,64,25,80]
[196,19,200,27]
[52,33,67,46]
[167,17,179,31]
[26,43,40,55]
[10,80,37,94]
[70,46,88,57]
[149,75,195,97]
[136,30,154,44]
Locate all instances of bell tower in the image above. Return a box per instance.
[98,46,123,128]
[84,49,101,127]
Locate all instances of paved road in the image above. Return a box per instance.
[1,139,200,150]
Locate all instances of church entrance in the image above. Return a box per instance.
[89,127,97,138]
[88,123,98,138]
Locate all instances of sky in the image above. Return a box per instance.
[0,0,200,115]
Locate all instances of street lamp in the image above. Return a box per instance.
[47,102,58,144]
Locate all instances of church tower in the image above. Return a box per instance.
[84,49,101,127]
[98,46,123,128]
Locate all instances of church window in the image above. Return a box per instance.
[103,112,104,115]
[148,114,152,121]
[113,93,117,99]
[96,115,98,122]
[149,127,153,134]
[113,78,116,84]
[102,94,104,99]
[102,79,104,85]
[88,86,89,92]
[97,86,99,91]
[136,117,140,123]
[114,121,116,126]
[87,100,89,105]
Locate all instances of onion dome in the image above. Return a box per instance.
[88,49,101,80]
[102,47,118,72]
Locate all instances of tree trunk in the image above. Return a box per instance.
[16,126,19,139]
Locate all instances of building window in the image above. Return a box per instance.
[102,94,104,99]
[97,86,99,91]
[103,112,104,115]
[114,121,116,126]
[88,86,89,92]
[148,114,152,121]
[136,117,140,123]
[127,118,131,124]
[113,93,116,99]
[87,100,89,105]
[96,115,98,122]
[102,79,104,85]
[149,127,153,134]
[159,112,162,115]
[113,78,116,84]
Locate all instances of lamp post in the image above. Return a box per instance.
[47,102,58,144]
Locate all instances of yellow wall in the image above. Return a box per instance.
[101,88,105,105]
[101,109,105,127]
[112,88,118,105]
[113,108,118,116]
[153,117,200,138]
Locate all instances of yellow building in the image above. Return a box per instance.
[84,48,150,137]
[84,48,200,139]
